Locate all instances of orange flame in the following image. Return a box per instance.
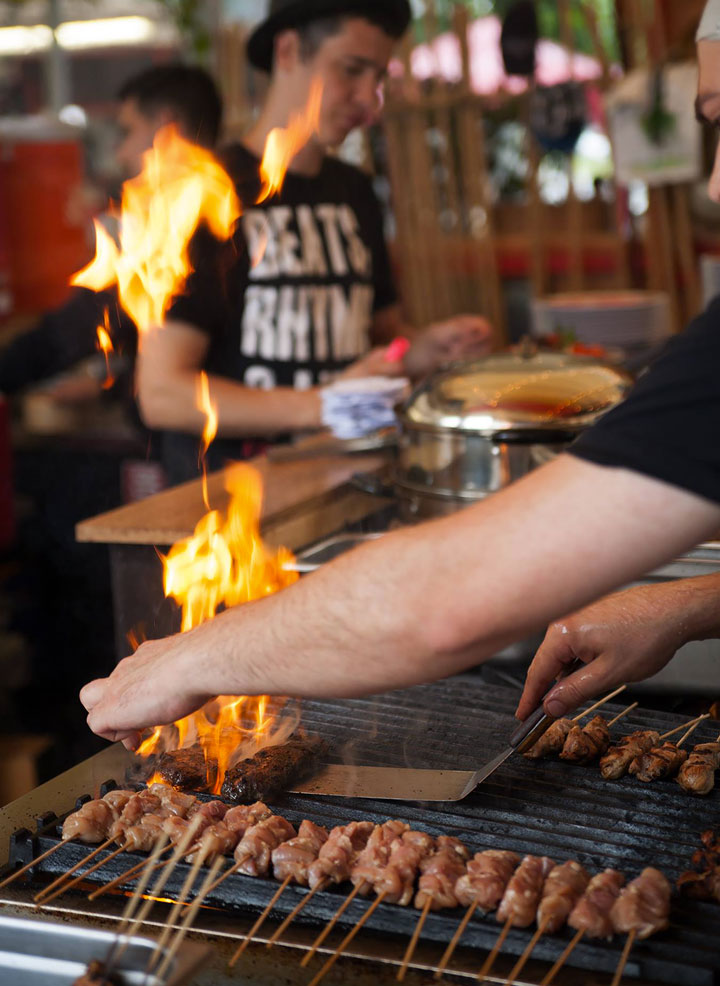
[257,80,324,203]
[96,309,115,390]
[136,464,300,792]
[71,125,241,336]
[197,371,218,510]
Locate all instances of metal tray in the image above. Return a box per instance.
[0,914,210,986]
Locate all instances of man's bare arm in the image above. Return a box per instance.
[136,321,322,436]
[81,455,720,742]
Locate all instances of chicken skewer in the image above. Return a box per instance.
[559,704,638,765]
[524,686,627,760]
[677,731,720,795]
[609,868,671,986]
[627,715,709,782]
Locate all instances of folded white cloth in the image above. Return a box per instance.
[698,0,720,41]
[321,376,409,439]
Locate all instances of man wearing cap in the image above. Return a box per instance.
[80,1,720,743]
[136,0,491,486]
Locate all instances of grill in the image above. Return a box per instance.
[2,680,720,985]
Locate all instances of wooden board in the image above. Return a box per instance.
[75,453,387,546]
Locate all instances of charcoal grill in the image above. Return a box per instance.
[2,680,720,986]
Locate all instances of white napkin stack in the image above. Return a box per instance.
[321,377,409,440]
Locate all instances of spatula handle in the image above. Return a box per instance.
[509,658,584,754]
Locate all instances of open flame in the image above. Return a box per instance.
[96,308,115,390]
[257,80,323,203]
[197,371,218,510]
[71,125,241,336]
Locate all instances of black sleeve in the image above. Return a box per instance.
[166,225,237,338]
[569,298,720,505]
[362,177,397,314]
[0,288,125,395]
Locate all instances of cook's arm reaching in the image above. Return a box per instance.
[80,455,720,745]
[516,574,720,722]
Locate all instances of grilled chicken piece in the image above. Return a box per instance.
[677,868,720,902]
[308,820,374,890]
[497,855,555,928]
[188,822,240,864]
[610,867,671,939]
[120,814,167,852]
[101,791,135,815]
[560,716,611,764]
[628,742,688,782]
[114,792,162,827]
[224,802,271,835]
[372,831,435,906]
[677,742,720,795]
[271,820,329,885]
[455,850,520,911]
[568,869,625,939]
[537,860,590,934]
[62,800,117,844]
[234,814,297,877]
[148,783,196,817]
[599,730,661,780]
[187,800,229,823]
[524,719,573,759]
[415,837,470,911]
[351,821,409,894]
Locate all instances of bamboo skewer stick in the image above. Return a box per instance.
[539,927,585,986]
[677,716,710,747]
[477,915,512,982]
[397,897,432,981]
[35,844,128,905]
[145,848,209,973]
[306,891,388,986]
[571,686,627,722]
[607,703,639,727]
[266,879,328,948]
[88,846,173,901]
[229,874,294,966]
[659,714,710,742]
[199,854,252,898]
[434,898,480,980]
[300,882,365,967]
[504,917,550,985]
[610,928,637,986]
[154,857,224,981]
[0,837,110,890]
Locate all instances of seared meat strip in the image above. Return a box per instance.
[351,821,409,895]
[568,869,625,939]
[677,742,720,795]
[62,800,118,844]
[157,746,218,793]
[524,719,573,760]
[220,735,328,804]
[537,860,590,933]
[497,855,555,928]
[560,716,611,764]
[455,850,520,911]
[599,731,661,780]
[308,820,374,891]
[415,837,470,911]
[234,814,297,877]
[272,820,329,885]
[610,867,671,939]
[628,742,688,782]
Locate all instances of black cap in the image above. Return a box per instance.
[247,0,412,73]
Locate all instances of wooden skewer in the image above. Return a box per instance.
[0,837,92,890]
[539,927,585,986]
[434,898,480,980]
[306,891,388,986]
[571,686,627,722]
[88,845,173,901]
[607,702,639,727]
[504,917,550,985]
[397,896,432,981]
[610,928,637,986]
[35,844,127,905]
[266,879,328,948]
[199,854,251,898]
[659,714,710,742]
[300,882,365,967]
[31,837,116,901]
[229,874,294,966]
[154,856,224,980]
[477,915,512,982]
[677,716,710,747]
[145,847,209,973]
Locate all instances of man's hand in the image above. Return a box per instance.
[515,581,716,721]
[337,347,400,380]
[404,315,492,379]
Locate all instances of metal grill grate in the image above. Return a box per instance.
[5,681,720,984]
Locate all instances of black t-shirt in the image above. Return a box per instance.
[570,297,720,505]
[164,144,397,484]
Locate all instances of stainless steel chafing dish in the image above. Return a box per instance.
[392,349,631,519]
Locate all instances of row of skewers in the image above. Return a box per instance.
[1,778,671,986]
[677,829,720,903]
[526,689,720,794]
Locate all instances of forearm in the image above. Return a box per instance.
[653,573,720,645]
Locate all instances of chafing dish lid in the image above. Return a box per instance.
[402,351,631,434]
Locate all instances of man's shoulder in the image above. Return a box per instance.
[322,155,375,193]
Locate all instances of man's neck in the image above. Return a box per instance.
[244,84,326,178]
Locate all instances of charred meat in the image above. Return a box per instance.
[677,742,720,795]
[157,746,217,793]
[524,719,573,759]
[560,716,611,764]
[610,867,671,939]
[628,742,688,782]
[220,735,328,804]
[599,730,660,780]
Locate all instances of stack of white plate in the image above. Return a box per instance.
[321,377,409,440]
[532,291,671,354]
